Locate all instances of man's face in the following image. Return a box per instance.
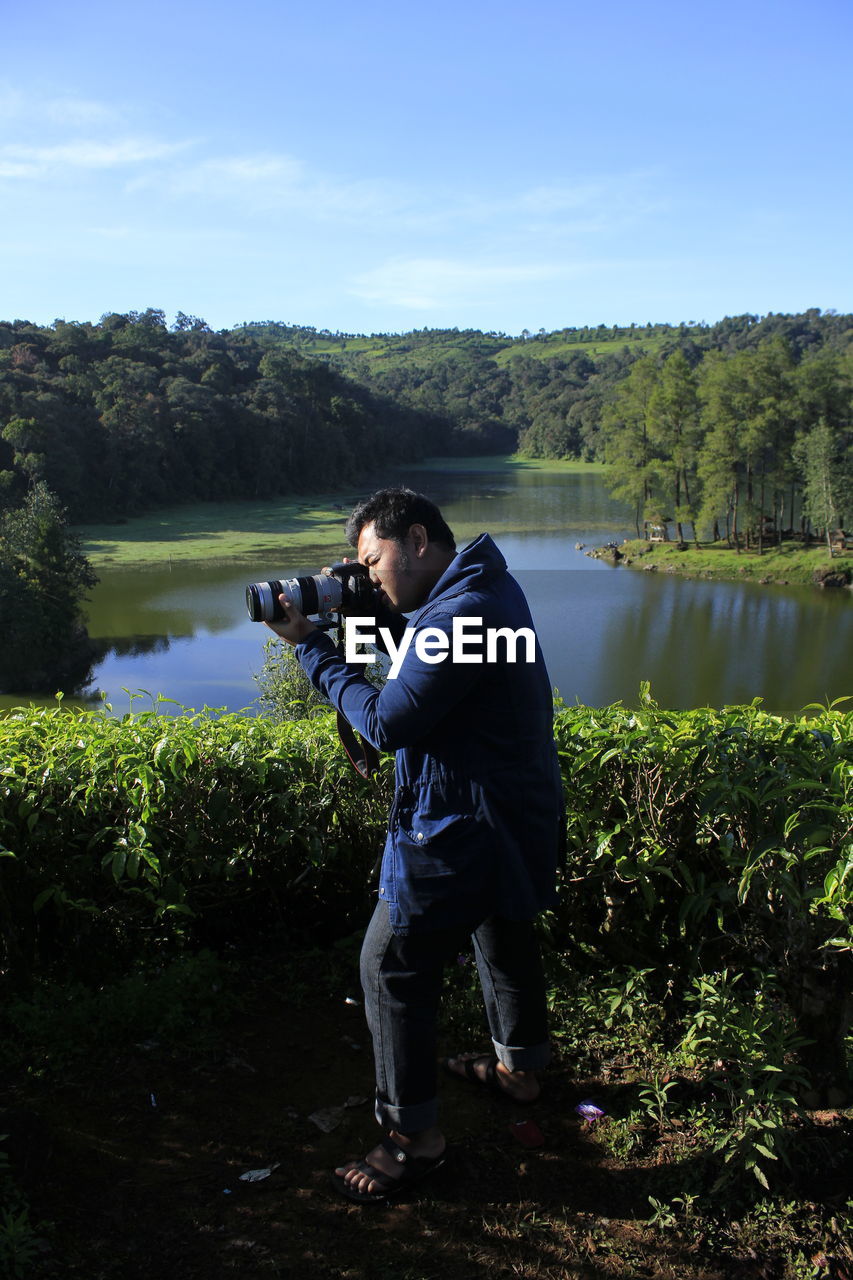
[357,521,430,613]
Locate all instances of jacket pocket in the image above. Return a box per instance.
[402,809,476,849]
[388,779,495,931]
[398,777,482,851]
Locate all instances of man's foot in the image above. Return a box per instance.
[442,1053,541,1102]
[332,1129,447,1204]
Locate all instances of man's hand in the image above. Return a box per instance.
[264,595,319,647]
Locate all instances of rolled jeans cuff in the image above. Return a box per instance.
[493,1039,551,1072]
[375,1094,438,1134]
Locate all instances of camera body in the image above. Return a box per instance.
[245,561,375,624]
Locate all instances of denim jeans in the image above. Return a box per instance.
[360,899,551,1133]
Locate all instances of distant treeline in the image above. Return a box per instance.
[240,310,853,545]
[1,308,850,531]
[0,310,455,522]
[237,309,851,454]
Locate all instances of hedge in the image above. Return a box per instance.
[1,693,850,1092]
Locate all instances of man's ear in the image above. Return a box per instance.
[408,523,429,557]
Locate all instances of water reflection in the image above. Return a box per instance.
[401,464,635,539]
[538,569,851,713]
[92,634,175,659]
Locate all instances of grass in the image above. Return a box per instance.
[492,333,670,365]
[74,494,363,566]
[299,330,670,369]
[618,538,853,586]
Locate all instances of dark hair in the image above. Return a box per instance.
[346,487,456,551]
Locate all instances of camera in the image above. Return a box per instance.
[245,561,376,624]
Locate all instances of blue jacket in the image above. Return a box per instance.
[296,534,563,935]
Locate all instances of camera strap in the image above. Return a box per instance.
[335,710,381,779]
[330,617,381,779]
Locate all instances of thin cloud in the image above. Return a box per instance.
[145,152,306,202]
[143,150,413,222]
[461,172,667,239]
[179,154,306,187]
[511,173,662,216]
[43,97,121,128]
[0,138,190,179]
[341,170,665,240]
[0,81,661,248]
[349,258,585,310]
[145,153,657,239]
[0,83,124,128]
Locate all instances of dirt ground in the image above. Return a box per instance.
[3,959,837,1280]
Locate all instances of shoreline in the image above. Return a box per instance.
[74,457,851,591]
[589,538,853,589]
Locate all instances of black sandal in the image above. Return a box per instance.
[442,1054,540,1102]
[442,1053,509,1093]
[331,1136,447,1205]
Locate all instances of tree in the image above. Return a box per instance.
[0,483,98,693]
[600,356,659,536]
[792,349,853,535]
[647,351,701,543]
[793,421,845,553]
[171,312,211,333]
[253,638,330,721]
[1,417,47,488]
[739,338,795,552]
[93,357,170,509]
[697,351,751,548]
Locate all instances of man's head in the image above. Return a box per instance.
[346,488,456,613]
[346,488,456,552]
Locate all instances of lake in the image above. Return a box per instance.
[4,463,852,717]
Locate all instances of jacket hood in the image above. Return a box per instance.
[423,533,506,605]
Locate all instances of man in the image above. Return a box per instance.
[266,487,563,1204]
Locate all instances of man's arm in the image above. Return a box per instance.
[296,611,483,752]
[264,590,482,750]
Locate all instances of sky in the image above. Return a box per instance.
[2,0,851,336]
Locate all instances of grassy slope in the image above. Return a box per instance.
[491,332,670,365]
[298,328,669,370]
[619,537,853,586]
[75,495,362,566]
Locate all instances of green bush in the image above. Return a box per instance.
[253,638,331,722]
[0,701,391,983]
[552,688,852,1099]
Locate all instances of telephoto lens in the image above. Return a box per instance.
[245,573,344,623]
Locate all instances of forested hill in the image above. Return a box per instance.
[0,311,453,522]
[234,310,853,461]
[0,308,850,524]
